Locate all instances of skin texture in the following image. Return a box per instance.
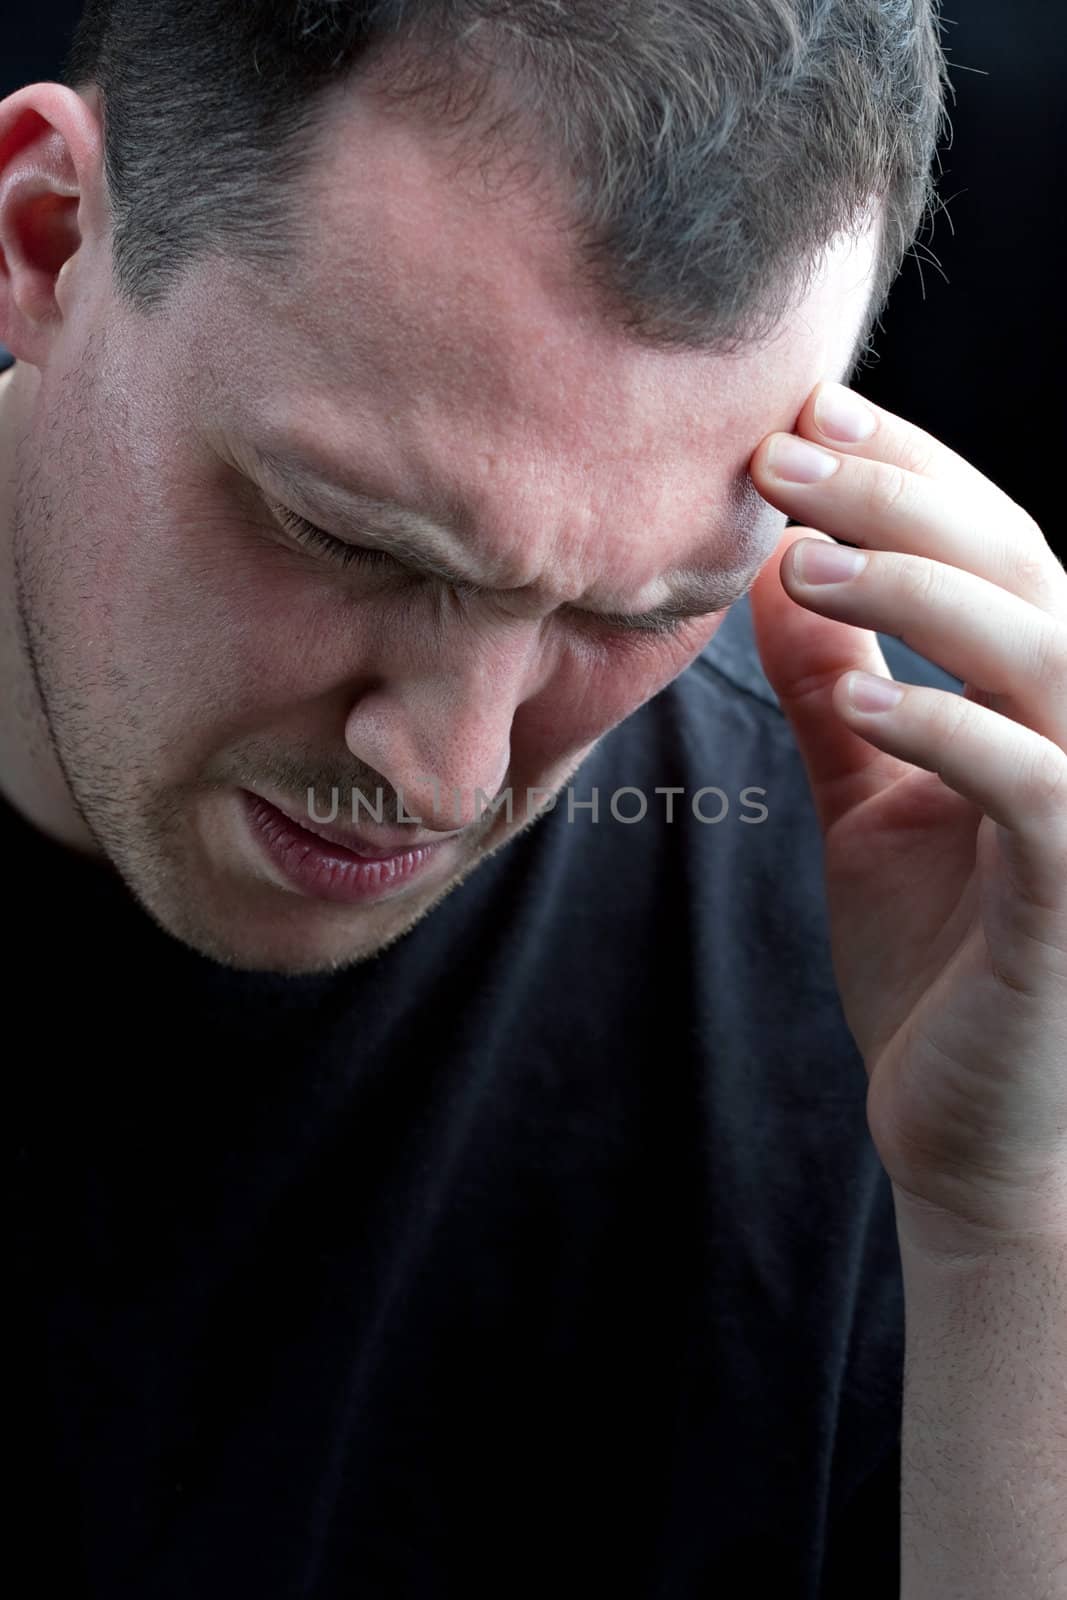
[0,75,879,975]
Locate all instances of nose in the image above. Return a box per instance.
[343,633,540,832]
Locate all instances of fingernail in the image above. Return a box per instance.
[793,540,867,584]
[814,384,877,443]
[767,435,840,483]
[846,671,904,711]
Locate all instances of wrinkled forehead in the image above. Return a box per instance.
[147,92,879,594]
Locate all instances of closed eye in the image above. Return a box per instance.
[588,608,699,641]
[269,501,399,571]
[269,499,699,639]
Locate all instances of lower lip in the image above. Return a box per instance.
[241,791,450,905]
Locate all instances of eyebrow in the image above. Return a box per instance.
[248,441,759,630]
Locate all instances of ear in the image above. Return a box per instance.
[0,82,108,369]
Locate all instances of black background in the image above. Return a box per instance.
[2,2,1064,556]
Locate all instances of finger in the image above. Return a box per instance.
[829,672,1067,964]
[801,381,1024,507]
[782,541,1067,750]
[749,386,1067,618]
[747,527,919,824]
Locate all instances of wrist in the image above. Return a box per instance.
[890,1182,1067,1272]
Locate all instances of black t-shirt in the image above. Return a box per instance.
[7,339,964,1597]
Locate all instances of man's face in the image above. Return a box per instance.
[0,78,879,975]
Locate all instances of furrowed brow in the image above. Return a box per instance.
[248,440,754,628]
[600,564,758,629]
[249,441,495,591]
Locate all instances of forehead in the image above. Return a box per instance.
[173,78,879,599]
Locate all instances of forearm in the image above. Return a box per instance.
[895,1212,1067,1599]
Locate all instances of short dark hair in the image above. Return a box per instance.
[60,1,951,366]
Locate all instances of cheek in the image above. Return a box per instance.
[511,617,722,765]
[65,504,359,742]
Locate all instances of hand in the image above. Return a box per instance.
[746,382,1067,1254]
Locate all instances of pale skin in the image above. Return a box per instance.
[742,174,1067,1597]
[749,396,1067,1250]
[4,62,1067,1599]
[0,77,878,977]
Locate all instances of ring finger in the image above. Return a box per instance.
[784,541,1067,750]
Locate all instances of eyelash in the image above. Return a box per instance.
[602,611,694,641]
[268,500,694,639]
[269,502,397,572]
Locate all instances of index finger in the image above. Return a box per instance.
[802,380,1037,527]
[748,381,1061,611]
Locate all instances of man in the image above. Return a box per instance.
[7,5,1066,1597]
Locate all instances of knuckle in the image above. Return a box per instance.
[1033,623,1067,698]
[1012,540,1067,616]
[896,434,940,480]
[870,462,912,522]
[897,552,943,610]
[1016,741,1067,813]
[929,689,974,755]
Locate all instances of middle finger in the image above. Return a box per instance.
[750,433,1065,621]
